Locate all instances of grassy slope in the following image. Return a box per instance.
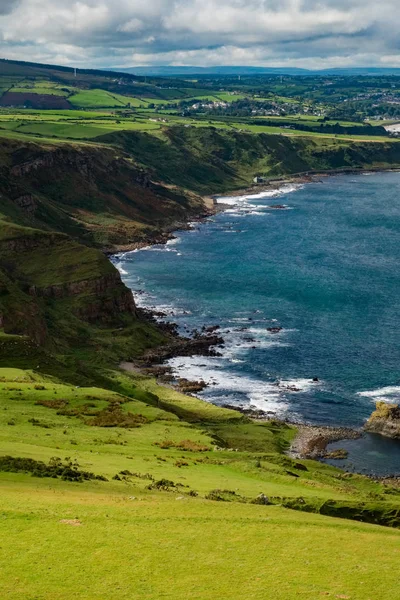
[100,126,400,194]
[0,137,200,370]
[1,367,400,599]
[0,137,205,248]
[2,64,400,595]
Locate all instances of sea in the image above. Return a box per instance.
[114,171,400,474]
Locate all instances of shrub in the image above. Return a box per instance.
[86,405,148,428]
[28,418,52,429]
[156,439,210,452]
[251,493,271,505]
[205,489,241,502]
[0,455,107,482]
[147,478,186,491]
[36,399,68,409]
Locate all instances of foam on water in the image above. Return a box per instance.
[166,354,291,416]
[114,171,400,430]
[216,183,303,206]
[115,262,128,275]
[358,386,400,403]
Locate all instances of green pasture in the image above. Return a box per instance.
[0,366,400,598]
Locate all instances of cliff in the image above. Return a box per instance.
[365,402,400,438]
[0,137,206,251]
[0,136,211,369]
[100,127,400,194]
[0,221,169,364]
[2,127,400,375]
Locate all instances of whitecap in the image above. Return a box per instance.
[358,386,400,403]
[166,237,180,246]
[166,355,290,416]
[216,183,303,209]
[278,378,321,393]
[115,262,128,275]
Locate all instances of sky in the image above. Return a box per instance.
[0,0,399,69]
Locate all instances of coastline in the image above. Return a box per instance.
[112,167,400,473]
[288,424,362,460]
[110,165,400,255]
[109,166,400,255]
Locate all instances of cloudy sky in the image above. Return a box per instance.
[0,0,399,69]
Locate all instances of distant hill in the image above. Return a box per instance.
[110,66,310,77]
[113,65,400,77]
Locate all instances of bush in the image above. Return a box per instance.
[87,405,148,428]
[0,455,107,483]
[147,478,186,491]
[205,489,242,502]
[156,439,210,452]
[36,399,68,409]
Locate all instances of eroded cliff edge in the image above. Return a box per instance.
[0,137,208,370]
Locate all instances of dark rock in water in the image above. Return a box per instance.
[202,325,220,333]
[324,448,349,460]
[267,327,283,334]
[312,377,319,382]
[176,378,208,393]
[142,333,224,364]
[268,204,287,209]
[283,385,301,392]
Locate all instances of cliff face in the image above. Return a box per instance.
[0,137,206,363]
[0,228,137,348]
[99,127,400,195]
[365,402,400,438]
[0,138,206,251]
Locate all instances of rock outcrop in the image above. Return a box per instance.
[365,402,400,438]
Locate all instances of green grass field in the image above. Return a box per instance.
[1,366,400,598]
[2,483,400,600]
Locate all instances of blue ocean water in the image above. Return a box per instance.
[115,172,400,431]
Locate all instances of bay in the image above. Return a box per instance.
[115,171,400,432]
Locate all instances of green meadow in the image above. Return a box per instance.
[1,366,400,599]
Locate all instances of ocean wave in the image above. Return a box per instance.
[166,237,180,246]
[133,292,190,317]
[216,183,303,209]
[358,386,400,403]
[166,355,291,415]
[115,262,128,275]
[278,378,321,393]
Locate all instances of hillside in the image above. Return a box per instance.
[2,365,400,599]
[2,58,400,599]
[101,127,400,194]
[2,126,400,377]
[0,136,207,382]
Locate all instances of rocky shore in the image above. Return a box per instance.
[115,170,394,457]
[365,401,400,438]
[289,425,362,459]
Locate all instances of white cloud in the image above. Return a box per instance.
[0,0,398,68]
[118,18,143,33]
